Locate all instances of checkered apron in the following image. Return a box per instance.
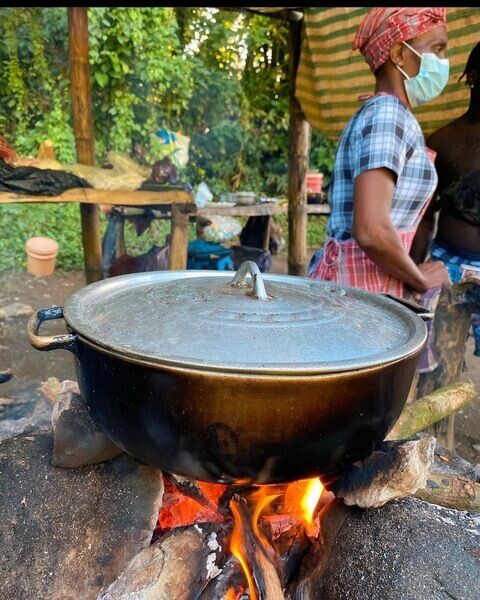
[310,230,418,297]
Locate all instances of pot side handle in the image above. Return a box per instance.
[0,369,13,384]
[27,306,78,352]
[380,294,434,322]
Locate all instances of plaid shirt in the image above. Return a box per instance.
[326,94,437,242]
[309,94,437,297]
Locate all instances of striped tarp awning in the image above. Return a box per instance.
[296,7,480,140]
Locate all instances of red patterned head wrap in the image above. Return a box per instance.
[353,7,447,73]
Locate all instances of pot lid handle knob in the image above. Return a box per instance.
[230,260,269,301]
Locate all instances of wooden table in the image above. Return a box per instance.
[0,187,195,274]
[0,189,330,274]
[0,187,194,207]
[118,202,331,270]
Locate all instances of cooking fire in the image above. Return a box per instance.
[156,474,334,599]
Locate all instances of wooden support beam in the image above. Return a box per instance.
[68,7,103,284]
[168,204,190,270]
[287,19,311,276]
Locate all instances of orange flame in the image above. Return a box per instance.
[230,500,258,600]
[300,478,323,525]
[284,477,324,536]
[158,475,327,598]
[228,479,323,598]
[251,488,281,549]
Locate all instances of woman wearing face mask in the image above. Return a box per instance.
[309,7,451,298]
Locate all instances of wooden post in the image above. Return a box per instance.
[168,204,190,270]
[416,279,480,450]
[68,7,103,283]
[287,18,311,276]
[262,216,271,251]
[114,216,126,259]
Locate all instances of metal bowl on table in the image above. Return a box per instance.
[233,192,257,206]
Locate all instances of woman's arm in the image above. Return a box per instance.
[409,199,437,264]
[352,168,447,293]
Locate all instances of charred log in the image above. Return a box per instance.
[230,494,285,600]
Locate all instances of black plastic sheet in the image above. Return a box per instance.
[0,159,90,196]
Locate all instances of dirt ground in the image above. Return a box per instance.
[0,254,479,465]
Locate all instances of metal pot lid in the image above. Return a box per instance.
[63,261,427,375]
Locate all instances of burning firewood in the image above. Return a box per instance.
[163,472,221,511]
[197,555,245,599]
[230,494,285,600]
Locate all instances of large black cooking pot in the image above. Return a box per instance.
[27,261,430,484]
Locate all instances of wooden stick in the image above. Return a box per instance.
[219,7,304,23]
[387,380,476,440]
[414,472,480,512]
[230,495,285,600]
[163,473,218,511]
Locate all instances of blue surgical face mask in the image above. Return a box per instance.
[396,41,449,108]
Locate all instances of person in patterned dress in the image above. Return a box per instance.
[309,7,451,298]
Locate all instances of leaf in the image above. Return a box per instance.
[94,71,109,88]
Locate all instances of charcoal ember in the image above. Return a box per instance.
[52,391,123,468]
[199,555,244,599]
[261,518,311,588]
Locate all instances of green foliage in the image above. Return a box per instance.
[0,8,76,162]
[0,7,334,270]
[310,131,337,189]
[0,204,83,271]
